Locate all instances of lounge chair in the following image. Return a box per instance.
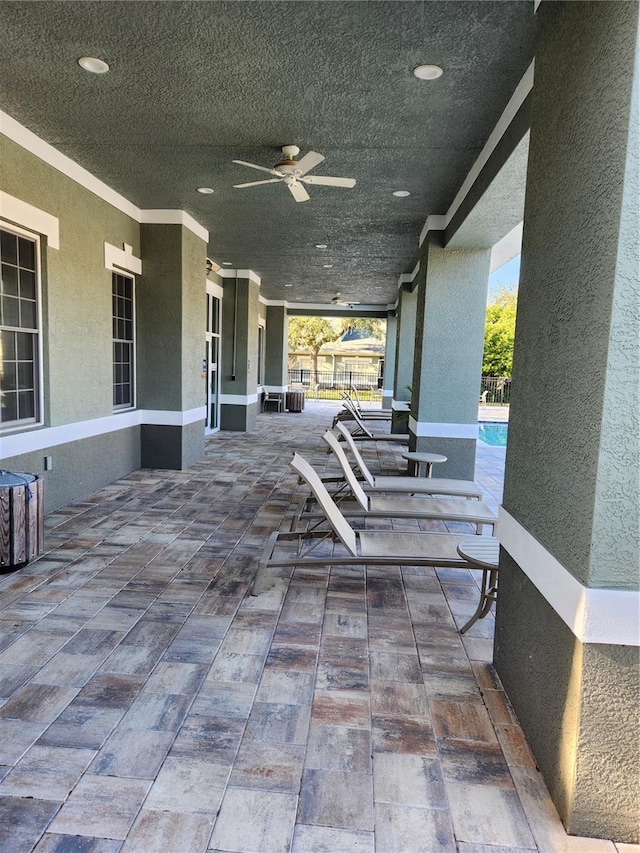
[317,429,496,532]
[249,451,498,597]
[334,421,483,499]
[335,399,409,444]
[331,392,392,427]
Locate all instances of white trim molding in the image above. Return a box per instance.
[490,222,523,274]
[418,215,447,248]
[139,210,208,244]
[398,259,421,288]
[392,400,410,411]
[220,393,260,406]
[1,111,208,243]
[218,269,261,286]
[0,192,60,249]
[0,408,206,459]
[104,242,142,275]
[497,508,640,647]
[419,60,535,248]
[409,418,479,440]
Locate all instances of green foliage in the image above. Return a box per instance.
[337,318,386,339]
[483,289,517,377]
[288,316,337,354]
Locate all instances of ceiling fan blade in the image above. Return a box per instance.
[232,159,280,177]
[302,175,356,188]
[295,150,325,176]
[234,178,282,189]
[288,181,310,202]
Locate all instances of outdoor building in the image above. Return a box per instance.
[0,2,637,849]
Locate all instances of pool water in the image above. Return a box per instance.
[478,422,508,446]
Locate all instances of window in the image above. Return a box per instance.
[257,325,264,385]
[0,226,40,429]
[112,272,135,409]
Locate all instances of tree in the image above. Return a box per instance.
[337,318,386,340]
[288,316,337,384]
[483,289,517,377]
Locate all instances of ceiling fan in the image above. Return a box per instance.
[332,293,360,307]
[232,145,356,202]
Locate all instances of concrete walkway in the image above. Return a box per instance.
[0,403,630,852]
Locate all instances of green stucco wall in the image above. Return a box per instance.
[503,2,639,590]
[1,135,139,425]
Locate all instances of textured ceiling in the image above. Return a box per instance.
[0,1,535,306]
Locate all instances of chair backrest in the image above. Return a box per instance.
[289,453,358,556]
[340,397,374,438]
[335,422,376,487]
[322,430,369,510]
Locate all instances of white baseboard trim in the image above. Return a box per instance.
[497,508,640,647]
[1,407,206,459]
[409,417,479,440]
[220,394,259,406]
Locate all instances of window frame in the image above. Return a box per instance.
[0,221,43,432]
[112,271,136,411]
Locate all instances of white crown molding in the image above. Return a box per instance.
[418,215,447,248]
[0,407,206,459]
[104,242,142,275]
[259,296,287,307]
[497,508,640,646]
[1,111,208,243]
[398,259,421,289]
[0,191,60,249]
[218,269,262,285]
[409,418,479,439]
[419,60,535,248]
[139,210,208,244]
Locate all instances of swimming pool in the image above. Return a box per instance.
[478,422,508,446]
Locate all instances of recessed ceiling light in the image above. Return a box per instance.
[393,190,411,198]
[197,187,214,194]
[315,244,328,249]
[284,284,293,287]
[78,57,110,74]
[413,64,443,80]
[222,262,232,266]
[323,264,333,269]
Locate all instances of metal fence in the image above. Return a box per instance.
[288,369,511,404]
[479,376,511,405]
[287,369,382,401]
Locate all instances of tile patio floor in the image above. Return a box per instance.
[0,402,634,853]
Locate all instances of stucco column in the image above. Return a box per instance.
[220,271,260,431]
[264,304,288,393]
[381,310,397,410]
[494,3,639,842]
[410,235,490,478]
[391,285,417,432]
[138,223,206,469]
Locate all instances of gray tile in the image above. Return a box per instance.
[373,753,447,809]
[291,824,374,853]
[0,718,48,763]
[209,787,297,853]
[375,802,456,853]
[447,782,536,849]
[306,724,372,772]
[0,795,61,853]
[230,741,305,793]
[298,769,374,831]
[34,835,123,852]
[121,810,213,852]
[48,775,151,840]
[91,729,174,779]
[144,756,229,815]
[0,744,95,801]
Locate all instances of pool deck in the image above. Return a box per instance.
[0,401,633,853]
